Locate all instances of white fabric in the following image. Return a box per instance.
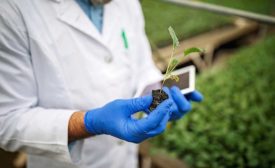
[0,0,162,167]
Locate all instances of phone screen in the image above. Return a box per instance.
[163,71,190,90]
[137,65,195,97]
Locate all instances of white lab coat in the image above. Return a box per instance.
[0,0,162,167]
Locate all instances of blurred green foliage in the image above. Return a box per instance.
[142,0,274,47]
[203,0,275,14]
[151,35,275,167]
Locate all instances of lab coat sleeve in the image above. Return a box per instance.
[131,0,163,90]
[0,4,78,164]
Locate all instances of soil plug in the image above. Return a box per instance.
[149,89,169,111]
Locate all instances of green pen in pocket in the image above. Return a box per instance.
[121,29,129,50]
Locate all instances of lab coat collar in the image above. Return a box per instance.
[57,0,100,37]
[56,0,108,48]
[101,1,119,43]
[50,0,119,53]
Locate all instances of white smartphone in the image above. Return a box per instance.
[137,65,196,97]
[162,65,196,94]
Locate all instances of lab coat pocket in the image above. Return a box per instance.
[115,28,136,65]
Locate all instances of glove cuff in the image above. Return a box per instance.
[84,111,99,135]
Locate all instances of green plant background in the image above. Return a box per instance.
[142,0,275,47]
[151,35,275,167]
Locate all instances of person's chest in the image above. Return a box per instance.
[17,0,139,110]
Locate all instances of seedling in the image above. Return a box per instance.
[149,26,204,111]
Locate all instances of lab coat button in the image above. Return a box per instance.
[104,56,113,63]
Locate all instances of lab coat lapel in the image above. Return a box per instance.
[102,2,120,43]
[57,0,105,46]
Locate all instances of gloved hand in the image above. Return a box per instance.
[163,86,203,120]
[84,96,173,143]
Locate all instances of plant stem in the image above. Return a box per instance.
[161,46,176,89]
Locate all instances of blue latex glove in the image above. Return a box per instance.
[84,96,172,143]
[163,87,203,120]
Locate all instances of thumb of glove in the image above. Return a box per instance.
[124,95,153,116]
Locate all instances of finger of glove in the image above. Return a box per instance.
[162,87,174,115]
[171,86,191,112]
[186,90,204,102]
[126,95,153,115]
[162,87,172,100]
[136,99,172,133]
[146,112,170,136]
[169,103,184,121]
[163,87,185,120]
[144,108,151,115]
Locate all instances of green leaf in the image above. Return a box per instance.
[168,26,179,49]
[184,47,204,56]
